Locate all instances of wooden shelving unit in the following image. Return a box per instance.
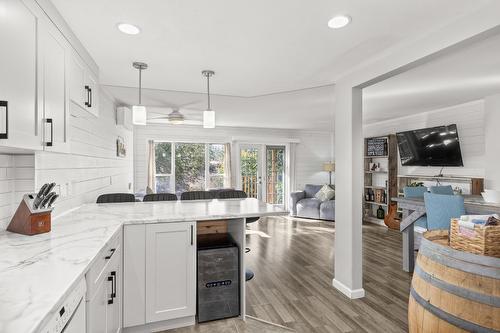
[363,135,398,226]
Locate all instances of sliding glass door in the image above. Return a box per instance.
[239,144,262,200]
[239,144,286,205]
[266,146,285,205]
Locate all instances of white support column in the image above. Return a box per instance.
[484,94,500,189]
[332,84,365,299]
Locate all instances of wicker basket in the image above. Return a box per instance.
[449,218,500,258]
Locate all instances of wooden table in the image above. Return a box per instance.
[393,195,500,272]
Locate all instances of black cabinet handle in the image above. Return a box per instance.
[105,248,115,260]
[84,86,89,107]
[0,101,8,139]
[107,275,114,305]
[190,225,194,245]
[110,271,116,298]
[45,118,53,147]
[89,88,92,108]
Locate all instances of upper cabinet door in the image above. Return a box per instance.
[0,0,41,150]
[38,21,70,153]
[145,222,196,323]
[68,52,99,118]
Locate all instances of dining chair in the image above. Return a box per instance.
[143,193,178,202]
[96,193,136,203]
[403,186,428,229]
[180,191,214,200]
[424,192,465,230]
[429,185,454,195]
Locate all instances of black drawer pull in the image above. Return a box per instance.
[105,248,115,260]
[107,275,114,305]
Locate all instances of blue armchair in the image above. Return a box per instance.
[430,185,454,195]
[403,186,428,229]
[424,192,465,230]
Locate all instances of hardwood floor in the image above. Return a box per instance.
[166,216,412,333]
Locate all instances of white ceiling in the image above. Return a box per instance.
[52,0,499,130]
[52,0,489,96]
[363,31,500,124]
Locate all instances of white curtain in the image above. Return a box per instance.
[147,140,155,193]
[223,143,233,188]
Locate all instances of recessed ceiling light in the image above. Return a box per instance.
[328,15,351,29]
[117,23,141,35]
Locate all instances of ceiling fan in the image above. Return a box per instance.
[146,100,204,125]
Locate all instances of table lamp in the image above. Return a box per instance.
[323,162,335,185]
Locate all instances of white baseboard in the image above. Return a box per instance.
[332,279,366,299]
[123,316,195,333]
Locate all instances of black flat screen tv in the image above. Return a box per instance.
[396,124,464,167]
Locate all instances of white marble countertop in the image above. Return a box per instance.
[0,198,286,333]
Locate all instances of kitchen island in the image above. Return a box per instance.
[0,198,286,333]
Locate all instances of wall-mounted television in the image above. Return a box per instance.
[396,124,464,167]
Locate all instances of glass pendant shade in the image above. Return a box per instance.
[203,110,215,128]
[132,105,147,125]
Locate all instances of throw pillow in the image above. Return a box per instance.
[315,184,335,202]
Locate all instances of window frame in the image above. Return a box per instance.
[153,141,226,192]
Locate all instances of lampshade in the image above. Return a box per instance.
[132,105,147,125]
[203,110,215,128]
[323,162,335,172]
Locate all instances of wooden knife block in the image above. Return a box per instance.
[7,194,52,236]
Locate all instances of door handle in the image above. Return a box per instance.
[44,118,53,146]
[0,101,8,139]
[84,86,90,107]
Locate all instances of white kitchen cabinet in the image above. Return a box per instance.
[68,53,99,117]
[145,222,196,323]
[38,20,70,153]
[0,0,41,150]
[123,222,196,328]
[86,234,122,333]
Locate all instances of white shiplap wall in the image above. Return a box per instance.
[133,124,333,193]
[35,91,134,216]
[0,155,35,230]
[363,100,485,178]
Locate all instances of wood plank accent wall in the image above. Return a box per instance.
[364,100,485,178]
[0,155,35,230]
[35,91,134,217]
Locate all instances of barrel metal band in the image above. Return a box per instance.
[410,288,497,333]
[419,245,500,279]
[414,265,500,307]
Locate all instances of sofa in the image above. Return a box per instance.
[290,184,335,221]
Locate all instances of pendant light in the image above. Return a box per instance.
[132,62,148,125]
[202,70,215,128]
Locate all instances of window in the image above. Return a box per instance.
[155,142,172,193]
[208,144,225,189]
[154,142,226,194]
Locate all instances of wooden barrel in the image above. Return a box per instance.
[409,230,500,333]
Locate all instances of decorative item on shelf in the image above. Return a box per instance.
[322,162,335,185]
[116,136,126,157]
[408,181,425,187]
[7,183,59,236]
[366,137,387,156]
[375,189,385,203]
[376,205,385,219]
[369,162,381,171]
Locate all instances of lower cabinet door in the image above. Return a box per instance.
[106,249,121,333]
[145,222,196,323]
[87,278,108,333]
